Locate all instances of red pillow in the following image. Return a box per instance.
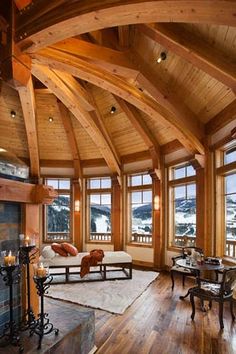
[51,243,68,257]
[61,242,78,256]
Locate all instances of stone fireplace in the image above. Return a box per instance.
[0,201,22,333]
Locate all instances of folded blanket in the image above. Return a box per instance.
[80,249,104,278]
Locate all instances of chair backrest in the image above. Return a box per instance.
[221,267,236,295]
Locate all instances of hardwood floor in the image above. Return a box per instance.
[94,271,236,354]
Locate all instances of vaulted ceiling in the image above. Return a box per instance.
[0,0,235,179]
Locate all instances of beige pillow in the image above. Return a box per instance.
[41,245,56,259]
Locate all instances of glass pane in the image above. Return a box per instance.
[131,191,142,204]
[143,190,152,203]
[187,165,195,177]
[101,194,111,205]
[131,175,142,186]
[174,198,196,238]
[187,184,196,198]
[90,194,100,205]
[46,179,58,189]
[47,195,70,233]
[59,179,70,189]
[131,202,152,234]
[174,166,186,179]
[225,148,236,164]
[90,204,111,233]
[90,179,100,189]
[226,174,236,194]
[225,195,236,241]
[174,186,185,199]
[143,174,152,185]
[101,178,111,188]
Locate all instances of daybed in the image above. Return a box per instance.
[40,249,132,284]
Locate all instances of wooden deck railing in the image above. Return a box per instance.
[225,239,236,258]
[47,232,70,241]
[90,232,111,241]
[131,233,152,244]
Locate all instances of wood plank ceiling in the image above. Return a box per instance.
[0,0,235,177]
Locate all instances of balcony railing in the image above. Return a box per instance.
[131,233,152,244]
[46,232,70,242]
[225,239,236,258]
[89,232,111,242]
[174,235,196,247]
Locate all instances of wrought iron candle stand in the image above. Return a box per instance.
[31,275,59,349]
[0,264,24,353]
[19,245,38,330]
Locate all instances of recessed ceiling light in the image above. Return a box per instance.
[110,106,116,114]
[156,52,167,64]
[48,117,54,122]
[0,148,6,152]
[11,110,16,118]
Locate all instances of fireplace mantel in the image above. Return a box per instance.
[0,178,57,204]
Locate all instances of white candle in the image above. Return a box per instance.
[37,263,47,278]
[4,250,16,266]
[24,235,30,247]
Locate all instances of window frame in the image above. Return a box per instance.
[85,176,112,244]
[43,177,72,243]
[168,163,197,249]
[126,172,153,246]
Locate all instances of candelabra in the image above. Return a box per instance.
[19,245,38,330]
[0,264,24,353]
[31,275,59,349]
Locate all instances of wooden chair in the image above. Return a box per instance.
[170,247,203,290]
[189,267,236,329]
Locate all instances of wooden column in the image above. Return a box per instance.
[112,175,122,251]
[73,179,82,251]
[150,171,162,269]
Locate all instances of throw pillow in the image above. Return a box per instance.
[51,243,68,257]
[41,245,56,259]
[61,242,78,256]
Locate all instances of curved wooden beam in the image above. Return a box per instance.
[30,48,205,155]
[18,77,40,177]
[57,101,82,180]
[16,1,236,52]
[31,64,121,175]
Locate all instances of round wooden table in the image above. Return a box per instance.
[176,258,224,300]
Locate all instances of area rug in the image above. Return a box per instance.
[46,269,159,314]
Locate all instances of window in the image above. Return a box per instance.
[127,173,152,244]
[169,164,196,247]
[86,177,112,242]
[44,178,71,242]
[223,148,236,257]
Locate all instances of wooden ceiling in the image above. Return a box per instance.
[0,0,235,178]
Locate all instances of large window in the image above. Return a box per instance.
[86,177,112,242]
[223,147,236,257]
[127,173,152,244]
[44,178,71,242]
[169,164,196,247]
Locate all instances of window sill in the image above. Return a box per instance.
[167,246,183,253]
[86,241,112,245]
[222,256,236,266]
[126,242,153,248]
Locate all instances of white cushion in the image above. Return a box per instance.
[41,246,56,260]
[39,251,132,267]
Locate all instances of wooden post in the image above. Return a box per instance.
[112,175,122,251]
[73,179,82,251]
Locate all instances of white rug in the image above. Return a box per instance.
[46,269,159,314]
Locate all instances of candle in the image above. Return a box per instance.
[4,250,16,266]
[36,263,47,278]
[24,235,30,247]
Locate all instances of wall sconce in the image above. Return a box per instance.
[154,195,160,211]
[74,200,80,212]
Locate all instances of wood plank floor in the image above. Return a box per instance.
[94,271,236,354]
